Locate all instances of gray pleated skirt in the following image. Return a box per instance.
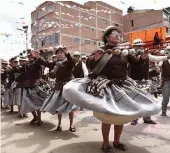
[3,89,13,105]
[63,78,161,117]
[40,89,79,115]
[11,88,23,106]
[20,86,48,114]
[1,84,5,95]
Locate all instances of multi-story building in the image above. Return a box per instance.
[123,7,170,42]
[31,1,123,55]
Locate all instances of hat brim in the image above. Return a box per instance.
[52,55,57,57]
[2,62,8,64]
[55,48,64,54]
[73,54,81,57]
[133,43,145,46]
[102,26,122,44]
[19,59,28,61]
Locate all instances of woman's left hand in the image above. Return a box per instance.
[94,50,104,61]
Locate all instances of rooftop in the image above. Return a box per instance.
[31,1,123,14]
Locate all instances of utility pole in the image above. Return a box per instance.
[17,25,28,50]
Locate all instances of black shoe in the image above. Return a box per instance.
[23,114,28,117]
[144,120,157,124]
[161,113,167,116]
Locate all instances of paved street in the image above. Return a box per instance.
[1,99,170,153]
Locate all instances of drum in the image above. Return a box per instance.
[93,112,139,125]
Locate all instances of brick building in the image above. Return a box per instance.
[31,1,123,55]
[123,8,170,42]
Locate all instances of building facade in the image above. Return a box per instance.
[31,1,123,55]
[123,8,170,42]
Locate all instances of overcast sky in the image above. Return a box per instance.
[0,0,170,60]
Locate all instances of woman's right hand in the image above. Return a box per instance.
[32,50,40,59]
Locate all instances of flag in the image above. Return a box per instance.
[65,4,70,8]
[18,2,24,5]
[72,5,76,8]
[120,1,125,5]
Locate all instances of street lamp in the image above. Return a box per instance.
[17,25,28,50]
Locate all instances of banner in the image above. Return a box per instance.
[128,26,166,44]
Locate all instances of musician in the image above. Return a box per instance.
[35,45,79,132]
[63,26,161,153]
[72,52,88,111]
[72,51,88,78]
[81,55,87,64]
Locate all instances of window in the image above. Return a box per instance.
[46,4,55,13]
[31,25,38,35]
[44,36,48,45]
[31,17,37,24]
[93,41,96,45]
[83,13,90,17]
[85,40,90,44]
[41,39,45,47]
[86,26,95,32]
[31,41,38,49]
[115,23,119,27]
[166,27,169,33]
[102,19,108,25]
[38,39,42,48]
[52,33,56,44]
[130,20,134,27]
[86,27,90,30]
[55,33,60,44]
[163,13,168,20]
[38,10,46,19]
[47,35,51,45]
[74,38,80,43]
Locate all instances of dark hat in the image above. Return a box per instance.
[14,58,19,62]
[10,57,18,62]
[27,48,34,55]
[102,26,122,44]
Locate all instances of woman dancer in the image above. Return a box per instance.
[11,57,29,118]
[1,60,9,109]
[17,50,49,125]
[63,26,161,153]
[4,58,18,113]
[36,45,78,132]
